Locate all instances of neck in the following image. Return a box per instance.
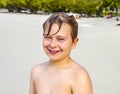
[49,57,73,68]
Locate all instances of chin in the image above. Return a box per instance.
[49,57,62,62]
[49,57,59,61]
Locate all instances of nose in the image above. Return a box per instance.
[49,39,57,48]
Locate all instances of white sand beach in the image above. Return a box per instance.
[0,13,120,94]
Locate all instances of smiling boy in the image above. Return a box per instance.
[29,13,93,94]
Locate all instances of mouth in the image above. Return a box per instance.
[48,49,61,55]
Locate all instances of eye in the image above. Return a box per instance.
[57,37,65,41]
[44,36,52,40]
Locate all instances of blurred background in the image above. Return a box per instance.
[0,0,120,17]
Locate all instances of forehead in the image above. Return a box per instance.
[50,23,72,36]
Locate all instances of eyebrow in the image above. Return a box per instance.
[56,35,68,39]
[43,34,67,38]
[57,35,66,37]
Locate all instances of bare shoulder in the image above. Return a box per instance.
[71,62,89,77]
[71,62,93,94]
[75,64,92,86]
[30,62,48,79]
[31,63,44,72]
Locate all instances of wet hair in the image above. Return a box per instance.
[43,12,78,42]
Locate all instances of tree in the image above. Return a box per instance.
[0,0,119,16]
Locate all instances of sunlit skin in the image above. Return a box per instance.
[43,23,77,64]
[29,23,93,94]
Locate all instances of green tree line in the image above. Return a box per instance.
[0,0,120,16]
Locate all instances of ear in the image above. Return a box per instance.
[72,38,79,49]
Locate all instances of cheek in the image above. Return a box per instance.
[61,41,73,49]
[42,40,48,47]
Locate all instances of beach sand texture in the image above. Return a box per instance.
[0,13,120,94]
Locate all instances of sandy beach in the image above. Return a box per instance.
[0,13,120,94]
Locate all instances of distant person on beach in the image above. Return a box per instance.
[116,18,120,26]
[29,13,93,94]
[116,18,119,21]
[106,14,112,19]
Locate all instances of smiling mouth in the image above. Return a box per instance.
[48,49,61,55]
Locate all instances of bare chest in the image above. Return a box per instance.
[34,71,73,94]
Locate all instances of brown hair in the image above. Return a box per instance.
[43,12,78,42]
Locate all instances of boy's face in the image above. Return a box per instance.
[43,23,78,62]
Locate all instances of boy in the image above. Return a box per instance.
[29,13,93,94]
